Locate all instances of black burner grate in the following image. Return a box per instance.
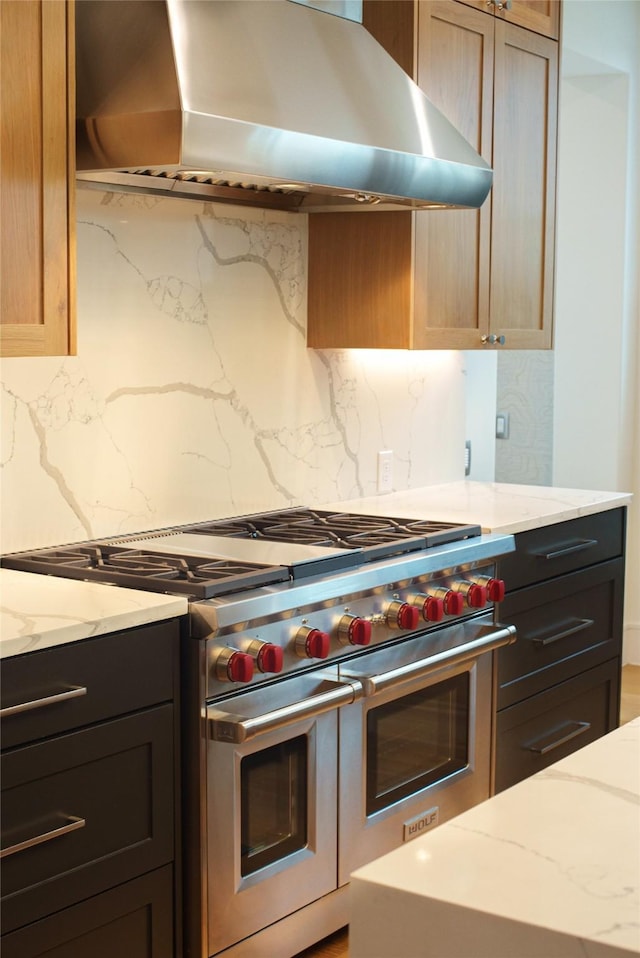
[2,545,289,599]
[184,509,481,558]
[2,510,482,598]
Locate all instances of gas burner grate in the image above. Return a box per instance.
[2,545,289,599]
[184,509,481,557]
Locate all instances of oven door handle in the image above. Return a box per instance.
[207,677,363,743]
[350,624,517,696]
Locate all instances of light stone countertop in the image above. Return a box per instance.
[323,481,632,535]
[350,716,640,958]
[0,569,188,659]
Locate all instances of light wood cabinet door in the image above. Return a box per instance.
[307,0,559,351]
[416,2,557,349]
[0,0,76,357]
[413,1,494,348]
[456,0,561,39]
[490,21,558,348]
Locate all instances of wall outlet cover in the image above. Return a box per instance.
[377,450,393,493]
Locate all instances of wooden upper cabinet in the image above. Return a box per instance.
[307,0,559,351]
[456,0,560,39]
[0,0,76,357]
[413,1,494,348]
[490,22,558,348]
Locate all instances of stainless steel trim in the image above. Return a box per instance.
[0,686,87,718]
[527,618,594,646]
[207,677,363,743]
[190,533,516,636]
[526,720,592,756]
[351,625,516,696]
[0,816,86,859]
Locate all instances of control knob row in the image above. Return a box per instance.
[297,613,373,659]
[410,575,505,618]
[213,578,506,683]
[453,574,506,607]
[213,603,410,683]
[213,640,285,683]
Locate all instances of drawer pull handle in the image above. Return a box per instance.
[532,538,598,561]
[0,685,87,718]
[527,618,594,646]
[0,815,86,859]
[526,720,591,756]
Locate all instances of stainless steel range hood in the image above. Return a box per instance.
[75,0,493,213]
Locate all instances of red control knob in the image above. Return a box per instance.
[421,595,445,622]
[486,578,506,602]
[446,592,464,615]
[467,574,506,603]
[338,614,372,646]
[387,601,420,631]
[432,587,464,616]
[256,643,284,674]
[465,583,488,608]
[449,580,488,609]
[295,626,330,659]
[215,648,254,683]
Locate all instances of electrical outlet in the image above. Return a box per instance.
[377,450,393,493]
[464,440,471,476]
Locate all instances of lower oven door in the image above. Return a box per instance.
[205,669,361,956]
[338,618,516,884]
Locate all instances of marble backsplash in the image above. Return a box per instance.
[1,190,468,554]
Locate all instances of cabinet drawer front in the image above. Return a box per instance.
[499,509,626,591]
[497,559,624,708]
[0,620,178,748]
[1,706,174,933]
[0,866,174,958]
[495,660,619,793]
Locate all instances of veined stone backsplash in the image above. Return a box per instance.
[1,190,468,554]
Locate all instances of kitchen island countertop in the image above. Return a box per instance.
[323,481,632,535]
[0,568,188,658]
[350,716,640,958]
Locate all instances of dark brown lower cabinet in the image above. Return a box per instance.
[0,866,173,958]
[495,509,625,793]
[495,659,619,792]
[1,706,174,933]
[0,619,182,958]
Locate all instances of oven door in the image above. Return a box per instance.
[338,619,516,884]
[205,669,362,956]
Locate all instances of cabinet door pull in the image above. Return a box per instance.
[0,815,86,859]
[525,720,591,756]
[527,618,594,646]
[531,538,598,561]
[0,685,87,718]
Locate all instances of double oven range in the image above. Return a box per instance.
[4,507,516,958]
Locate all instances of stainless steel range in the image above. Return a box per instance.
[3,508,516,958]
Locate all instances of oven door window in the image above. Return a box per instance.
[240,734,308,877]
[366,672,469,815]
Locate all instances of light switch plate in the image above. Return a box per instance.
[496,413,510,440]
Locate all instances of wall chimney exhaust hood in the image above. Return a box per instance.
[75,0,493,213]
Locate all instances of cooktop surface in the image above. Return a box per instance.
[1,508,482,599]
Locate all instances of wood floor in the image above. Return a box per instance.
[620,663,640,725]
[294,664,640,958]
